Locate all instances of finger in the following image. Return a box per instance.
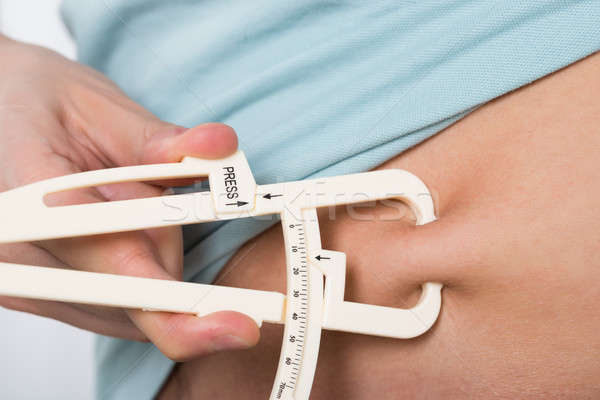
[144,226,183,280]
[0,296,145,340]
[140,123,239,187]
[141,123,239,164]
[65,88,238,167]
[129,310,260,362]
[96,181,183,279]
[0,242,143,337]
[40,222,260,359]
[0,242,64,269]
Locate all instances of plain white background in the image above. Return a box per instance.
[0,1,95,399]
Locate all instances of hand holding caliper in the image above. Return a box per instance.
[0,149,441,399]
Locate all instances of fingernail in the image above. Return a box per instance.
[212,334,251,352]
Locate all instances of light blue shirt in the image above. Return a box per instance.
[61,1,600,398]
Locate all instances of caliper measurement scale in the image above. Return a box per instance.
[275,209,323,399]
[0,151,443,400]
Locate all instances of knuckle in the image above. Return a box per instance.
[112,242,158,276]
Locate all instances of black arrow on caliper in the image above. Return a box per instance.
[315,255,330,261]
[226,201,248,207]
[262,193,283,200]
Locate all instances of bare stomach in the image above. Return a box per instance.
[158,52,600,400]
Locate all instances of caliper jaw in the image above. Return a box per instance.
[318,249,442,339]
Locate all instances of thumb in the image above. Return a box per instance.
[68,90,238,167]
[141,122,239,165]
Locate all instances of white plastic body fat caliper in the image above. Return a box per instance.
[0,151,442,399]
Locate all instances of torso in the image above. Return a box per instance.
[158,52,600,400]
